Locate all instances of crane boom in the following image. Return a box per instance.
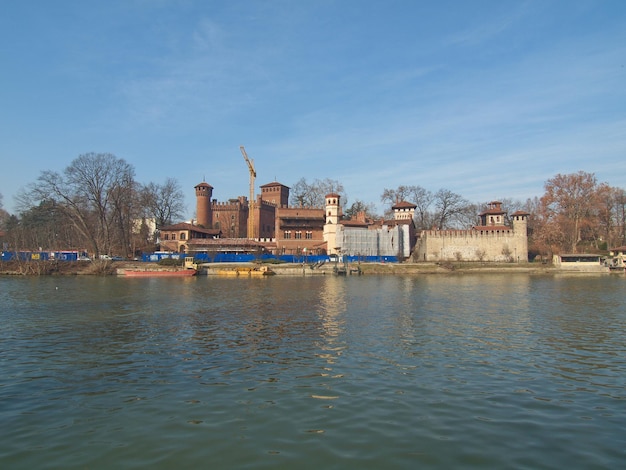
[240,146,256,239]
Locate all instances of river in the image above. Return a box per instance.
[1,273,625,469]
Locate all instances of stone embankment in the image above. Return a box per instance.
[1,259,559,276]
[201,261,556,276]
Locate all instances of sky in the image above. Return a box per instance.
[1,0,625,218]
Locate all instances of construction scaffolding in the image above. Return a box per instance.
[339,225,409,258]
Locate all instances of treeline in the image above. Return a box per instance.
[530,172,625,254]
[1,153,624,259]
[0,153,185,259]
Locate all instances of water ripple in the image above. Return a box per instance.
[1,275,625,468]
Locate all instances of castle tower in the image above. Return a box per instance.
[260,182,290,208]
[479,201,506,226]
[195,182,213,228]
[511,210,530,262]
[392,201,417,221]
[323,193,341,255]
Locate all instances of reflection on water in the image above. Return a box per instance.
[1,274,625,469]
[317,276,347,367]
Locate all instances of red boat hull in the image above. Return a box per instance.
[123,269,197,277]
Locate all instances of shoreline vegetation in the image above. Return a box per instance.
[0,259,561,276]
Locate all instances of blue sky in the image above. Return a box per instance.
[1,0,625,217]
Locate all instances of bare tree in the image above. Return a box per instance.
[0,192,9,231]
[408,186,434,229]
[595,184,626,250]
[455,202,481,229]
[344,199,379,220]
[109,175,139,257]
[614,188,626,247]
[141,178,186,229]
[290,177,346,208]
[33,153,136,258]
[432,189,470,229]
[380,185,413,206]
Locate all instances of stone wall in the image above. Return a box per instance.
[414,229,527,262]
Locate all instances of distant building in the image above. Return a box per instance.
[552,253,608,272]
[160,182,529,263]
[330,197,417,259]
[158,222,220,253]
[275,205,327,255]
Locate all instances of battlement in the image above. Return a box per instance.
[420,228,514,238]
[279,205,325,213]
[213,205,246,212]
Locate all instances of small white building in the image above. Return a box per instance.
[552,254,609,272]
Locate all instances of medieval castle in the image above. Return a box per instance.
[159,181,529,262]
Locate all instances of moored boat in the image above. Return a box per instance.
[124,256,198,277]
[216,265,275,277]
[248,266,275,276]
[124,268,197,277]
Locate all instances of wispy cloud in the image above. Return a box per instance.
[2,1,625,216]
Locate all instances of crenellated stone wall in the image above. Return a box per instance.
[414,215,528,263]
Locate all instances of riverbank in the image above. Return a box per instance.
[261,261,557,275]
[0,260,135,276]
[0,259,559,276]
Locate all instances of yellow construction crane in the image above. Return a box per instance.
[240,145,256,239]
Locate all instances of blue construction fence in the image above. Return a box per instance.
[1,250,398,264]
[142,252,399,264]
[1,251,87,262]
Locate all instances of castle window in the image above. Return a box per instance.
[295,231,302,239]
[305,231,312,239]
[284,231,291,239]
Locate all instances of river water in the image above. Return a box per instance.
[1,273,625,469]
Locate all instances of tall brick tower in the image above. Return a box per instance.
[260,181,290,208]
[195,182,213,228]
